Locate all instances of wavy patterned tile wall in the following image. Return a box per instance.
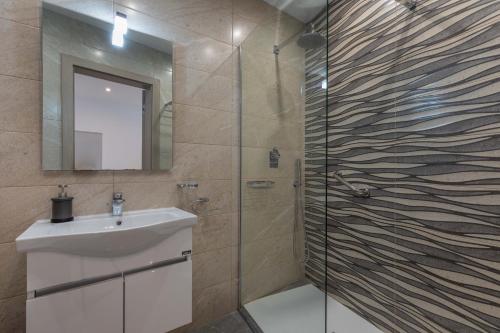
[304,0,500,332]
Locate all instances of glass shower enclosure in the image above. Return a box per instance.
[238,0,500,332]
[238,0,329,331]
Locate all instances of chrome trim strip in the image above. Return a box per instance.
[33,255,188,298]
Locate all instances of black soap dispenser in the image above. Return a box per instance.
[51,185,74,223]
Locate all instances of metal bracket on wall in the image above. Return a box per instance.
[247,180,275,189]
[176,181,198,189]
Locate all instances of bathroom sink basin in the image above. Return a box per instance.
[16,208,197,257]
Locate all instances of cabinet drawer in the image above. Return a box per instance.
[125,260,192,333]
[26,278,123,333]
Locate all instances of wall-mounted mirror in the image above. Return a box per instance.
[42,0,173,170]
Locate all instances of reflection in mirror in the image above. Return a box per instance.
[42,0,173,170]
[74,73,143,170]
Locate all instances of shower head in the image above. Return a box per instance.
[297,31,326,50]
[296,24,326,50]
[273,24,326,55]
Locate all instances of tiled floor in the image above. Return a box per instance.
[191,312,253,333]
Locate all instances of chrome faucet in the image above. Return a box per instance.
[112,192,125,216]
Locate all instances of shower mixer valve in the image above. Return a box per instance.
[269,147,280,168]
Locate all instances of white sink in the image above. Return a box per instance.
[16,208,197,257]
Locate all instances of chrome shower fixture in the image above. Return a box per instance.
[269,147,280,168]
[296,24,327,50]
[396,0,417,10]
[273,23,326,55]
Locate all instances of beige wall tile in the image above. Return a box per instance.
[0,186,53,243]
[112,170,175,185]
[170,8,233,44]
[208,146,232,180]
[171,143,211,180]
[240,20,308,298]
[174,37,233,76]
[174,104,232,146]
[214,47,239,79]
[66,183,114,217]
[192,280,234,328]
[0,243,26,299]
[0,131,113,187]
[242,114,304,150]
[241,52,305,122]
[232,0,276,25]
[116,0,231,23]
[192,213,232,254]
[0,0,40,27]
[114,144,231,184]
[197,180,232,215]
[113,181,180,211]
[193,247,232,290]
[173,143,232,181]
[241,234,296,276]
[239,12,304,59]
[0,184,113,241]
[0,18,40,80]
[174,65,233,112]
[40,170,114,186]
[0,75,40,133]
[232,14,258,46]
[241,260,302,303]
[0,132,39,187]
[242,204,294,243]
[0,294,25,333]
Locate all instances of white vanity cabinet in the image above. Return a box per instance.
[26,260,192,333]
[27,278,123,333]
[16,208,197,333]
[125,260,192,333]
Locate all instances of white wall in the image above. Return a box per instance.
[74,73,143,170]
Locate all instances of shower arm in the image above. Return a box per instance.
[274,31,301,54]
[273,23,318,54]
[330,171,370,198]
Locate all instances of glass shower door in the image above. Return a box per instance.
[236,0,329,331]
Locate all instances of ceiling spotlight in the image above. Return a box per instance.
[105,87,111,92]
